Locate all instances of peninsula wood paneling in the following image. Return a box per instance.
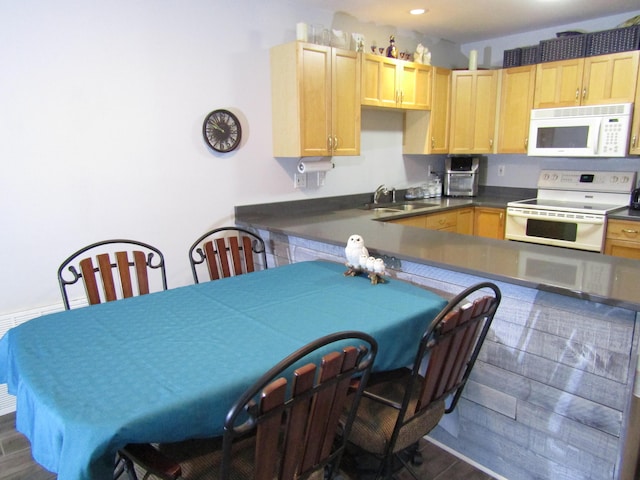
[256,228,639,480]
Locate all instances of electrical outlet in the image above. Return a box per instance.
[316,171,326,187]
[498,165,505,177]
[294,172,307,188]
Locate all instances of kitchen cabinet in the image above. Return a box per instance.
[270,42,361,157]
[449,70,498,154]
[533,51,639,108]
[387,207,474,235]
[497,65,536,154]
[361,54,431,110]
[473,207,505,239]
[630,67,640,155]
[403,67,451,154]
[605,219,640,259]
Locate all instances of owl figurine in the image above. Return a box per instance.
[344,234,369,276]
[369,257,387,285]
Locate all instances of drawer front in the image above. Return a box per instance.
[426,211,457,230]
[607,220,640,241]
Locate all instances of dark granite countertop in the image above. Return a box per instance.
[236,187,640,310]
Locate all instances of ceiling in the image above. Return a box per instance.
[297,0,640,44]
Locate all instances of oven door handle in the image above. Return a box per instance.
[507,210,605,225]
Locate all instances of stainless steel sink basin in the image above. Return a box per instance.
[361,201,440,212]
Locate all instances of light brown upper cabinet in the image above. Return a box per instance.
[533,51,639,108]
[449,70,499,154]
[497,65,536,154]
[629,59,640,155]
[361,54,431,110]
[403,67,451,154]
[270,42,361,157]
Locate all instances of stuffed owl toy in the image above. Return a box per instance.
[344,234,369,276]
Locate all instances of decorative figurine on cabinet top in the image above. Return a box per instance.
[386,35,398,58]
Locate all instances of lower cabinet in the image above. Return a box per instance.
[387,207,474,235]
[605,219,640,259]
[473,207,505,239]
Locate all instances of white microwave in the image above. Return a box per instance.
[528,103,632,157]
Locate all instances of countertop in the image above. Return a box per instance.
[236,187,640,310]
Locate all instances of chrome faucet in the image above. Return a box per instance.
[373,184,388,204]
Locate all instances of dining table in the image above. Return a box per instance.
[0,260,448,480]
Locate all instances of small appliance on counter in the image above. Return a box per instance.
[444,156,479,197]
[631,187,640,210]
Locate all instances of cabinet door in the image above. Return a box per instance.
[456,208,474,235]
[399,63,431,110]
[534,59,584,108]
[582,51,639,105]
[403,67,451,154]
[497,66,535,153]
[361,54,399,108]
[430,67,452,153]
[450,70,498,154]
[332,48,360,156]
[631,63,640,155]
[473,207,505,239]
[299,44,332,156]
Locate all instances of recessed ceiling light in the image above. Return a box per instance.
[410,8,426,15]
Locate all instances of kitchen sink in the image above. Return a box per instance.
[361,201,440,212]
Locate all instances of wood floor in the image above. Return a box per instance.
[0,412,496,479]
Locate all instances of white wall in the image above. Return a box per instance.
[0,0,455,313]
[1,0,640,314]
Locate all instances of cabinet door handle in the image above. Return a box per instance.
[575,88,579,100]
[622,229,639,234]
[582,88,587,100]
[633,135,637,148]
[333,136,338,150]
[431,137,435,148]
[524,138,528,148]
[489,138,493,147]
[327,136,333,150]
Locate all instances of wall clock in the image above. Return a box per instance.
[202,109,242,153]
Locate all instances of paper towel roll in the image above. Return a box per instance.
[297,159,334,173]
[468,49,478,70]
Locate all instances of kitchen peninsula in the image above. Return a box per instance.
[236,188,640,480]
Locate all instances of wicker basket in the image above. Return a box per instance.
[520,45,540,65]
[539,34,587,62]
[586,25,640,56]
[503,48,522,67]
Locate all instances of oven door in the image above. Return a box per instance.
[505,207,606,252]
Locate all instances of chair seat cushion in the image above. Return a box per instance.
[348,369,445,456]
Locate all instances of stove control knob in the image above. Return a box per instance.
[611,176,619,183]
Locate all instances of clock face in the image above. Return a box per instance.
[202,109,242,153]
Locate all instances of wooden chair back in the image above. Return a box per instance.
[188,227,267,284]
[57,239,167,310]
[405,282,501,422]
[221,331,378,480]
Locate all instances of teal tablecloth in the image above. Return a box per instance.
[0,260,447,480]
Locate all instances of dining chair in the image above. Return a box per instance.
[345,282,501,480]
[117,330,378,480]
[57,239,167,310]
[188,227,267,284]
